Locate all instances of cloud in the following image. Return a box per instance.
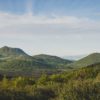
[0,11,100,56]
[0,11,100,35]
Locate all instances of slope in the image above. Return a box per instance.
[71,53,100,68]
[33,54,73,68]
[0,47,73,72]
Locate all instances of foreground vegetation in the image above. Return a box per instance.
[0,63,100,100]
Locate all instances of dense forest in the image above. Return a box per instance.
[0,63,99,100]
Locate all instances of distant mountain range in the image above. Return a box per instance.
[0,46,100,75]
[0,46,72,72]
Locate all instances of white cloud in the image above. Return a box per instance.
[0,12,100,56]
[0,11,100,35]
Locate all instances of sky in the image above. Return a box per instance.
[0,0,100,56]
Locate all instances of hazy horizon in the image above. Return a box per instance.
[0,0,100,56]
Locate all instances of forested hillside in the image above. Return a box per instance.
[0,63,99,100]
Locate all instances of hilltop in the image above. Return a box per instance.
[71,53,100,68]
[0,46,28,56]
[33,54,72,68]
